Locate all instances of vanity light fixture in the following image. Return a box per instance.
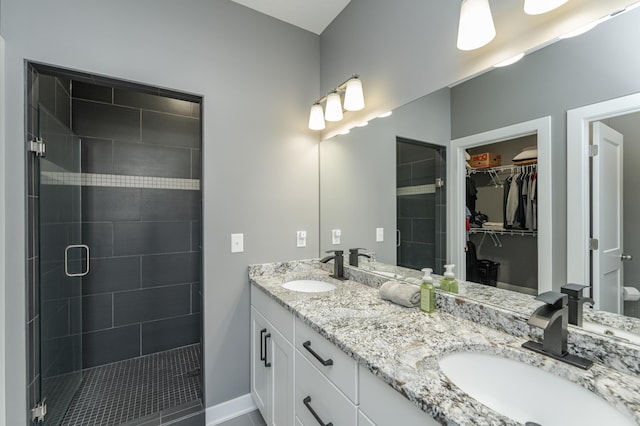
[325,92,344,122]
[457,0,496,51]
[494,52,525,67]
[356,121,369,127]
[307,75,365,130]
[377,111,392,118]
[524,0,568,15]
[308,103,326,130]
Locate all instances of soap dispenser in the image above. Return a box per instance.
[441,264,459,294]
[420,268,436,313]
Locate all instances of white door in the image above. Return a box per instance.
[251,308,271,422]
[270,328,294,426]
[592,122,624,314]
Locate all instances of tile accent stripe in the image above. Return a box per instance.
[396,184,436,197]
[41,171,200,191]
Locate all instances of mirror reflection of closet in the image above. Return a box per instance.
[465,135,538,295]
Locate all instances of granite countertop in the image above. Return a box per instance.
[248,260,640,426]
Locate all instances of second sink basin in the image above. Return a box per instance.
[439,352,634,426]
[281,280,336,293]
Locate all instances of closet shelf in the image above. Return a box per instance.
[466,163,537,187]
[469,228,538,237]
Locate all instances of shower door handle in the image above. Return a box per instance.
[65,244,90,277]
[396,229,401,248]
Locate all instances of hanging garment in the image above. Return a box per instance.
[525,169,535,231]
[505,172,520,227]
[503,175,512,228]
[531,172,538,231]
[466,177,478,217]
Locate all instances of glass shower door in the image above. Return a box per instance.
[38,103,85,425]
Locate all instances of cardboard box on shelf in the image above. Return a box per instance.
[470,152,501,168]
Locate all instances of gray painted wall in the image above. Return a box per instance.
[451,8,640,290]
[1,0,319,423]
[0,34,6,426]
[320,88,450,264]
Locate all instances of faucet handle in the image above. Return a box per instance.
[325,249,344,255]
[348,248,366,253]
[561,283,590,299]
[535,291,568,308]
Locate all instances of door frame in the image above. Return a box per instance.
[448,116,553,292]
[567,92,640,292]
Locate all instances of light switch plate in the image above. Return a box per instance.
[297,230,307,247]
[231,233,244,253]
[376,227,384,242]
[332,229,341,245]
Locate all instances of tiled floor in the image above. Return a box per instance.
[217,410,266,426]
[60,344,202,426]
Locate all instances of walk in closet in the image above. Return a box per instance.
[465,135,538,295]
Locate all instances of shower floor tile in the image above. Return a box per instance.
[60,344,202,426]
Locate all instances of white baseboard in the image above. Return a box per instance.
[206,393,258,426]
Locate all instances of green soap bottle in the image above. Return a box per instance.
[420,268,436,313]
[441,264,459,294]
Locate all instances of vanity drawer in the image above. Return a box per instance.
[295,317,358,403]
[359,365,439,426]
[251,285,294,343]
[295,351,357,426]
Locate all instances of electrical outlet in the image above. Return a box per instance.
[231,233,244,253]
[297,230,307,247]
[332,229,341,245]
[376,227,384,242]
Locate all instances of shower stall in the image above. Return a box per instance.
[26,64,204,426]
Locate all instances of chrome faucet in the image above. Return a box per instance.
[522,291,593,369]
[348,248,371,267]
[561,283,594,327]
[320,250,346,280]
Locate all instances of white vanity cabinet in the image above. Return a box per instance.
[251,284,440,426]
[358,365,440,426]
[294,318,358,426]
[251,287,295,426]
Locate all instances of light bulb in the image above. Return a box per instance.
[308,103,325,130]
[325,92,343,122]
[343,78,365,111]
[457,0,496,51]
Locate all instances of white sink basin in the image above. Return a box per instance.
[439,352,634,426]
[281,280,336,293]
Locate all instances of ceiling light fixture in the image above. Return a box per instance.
[524,0,568,15]
[494,52,525,67]
[307,75,365,130]
[457,0,496,51]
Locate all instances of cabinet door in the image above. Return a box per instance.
[269,327,294,426]
[251,307,271,422]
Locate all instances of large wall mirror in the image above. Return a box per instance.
[320,6,640,342]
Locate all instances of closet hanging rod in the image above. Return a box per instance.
[469,228,538,237]
[466,163,538,177]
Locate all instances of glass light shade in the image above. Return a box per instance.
[325,92,344,122]
[524,0,568,15]
[377,111,393,118]
[308,103,325,130]
[343,78,365,111]
[457,0,496,51]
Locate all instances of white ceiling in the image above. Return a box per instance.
[230,0,351,34]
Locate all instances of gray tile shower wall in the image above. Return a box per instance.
[70,82,202,368]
